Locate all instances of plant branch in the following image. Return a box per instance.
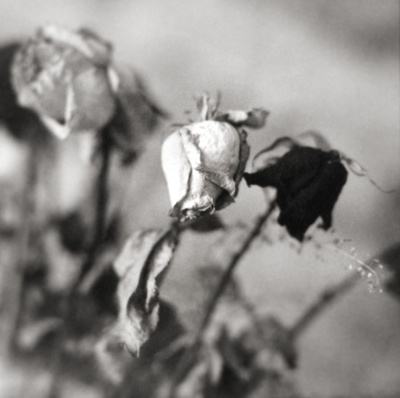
[289,272,359,341]
[167,201,277,396]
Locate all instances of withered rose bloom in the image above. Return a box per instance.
[11,25,116,139]
[244,145,348,241]
[11,25,164,152]
[161,100,268,221]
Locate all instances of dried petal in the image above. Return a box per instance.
[162,121,246,221]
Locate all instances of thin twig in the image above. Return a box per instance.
[197,201,276,337]
[167,201,277,397]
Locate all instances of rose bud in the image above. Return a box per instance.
[11,25,116,140]
[161,99,268,221]
[244,135,348,241]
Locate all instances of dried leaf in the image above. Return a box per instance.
[251,137,296,172]
[109,67,166,160]
[99,228,178,360]
[340,153,395,193]
[296,130,331,151]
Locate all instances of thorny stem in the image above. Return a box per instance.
[167,201,277,397]
[47,127,112,398]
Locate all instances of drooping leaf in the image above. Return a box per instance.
[98,228,178,363]
[251,137,297,172]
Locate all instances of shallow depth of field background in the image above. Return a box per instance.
[0,0,399,397]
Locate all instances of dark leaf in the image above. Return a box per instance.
[297,130,331,151]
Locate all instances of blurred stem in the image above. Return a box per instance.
[289,272,359,341]
[167,201,277,396]
[3,133,39,356]
[78,130,112,283]
[47,127,112,398]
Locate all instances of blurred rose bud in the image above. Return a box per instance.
[162,101,268,221]
[11,25,116,140]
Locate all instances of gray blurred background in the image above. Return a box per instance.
[0,0,399,397]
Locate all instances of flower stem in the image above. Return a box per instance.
[47,128,112,398]
[167,201,277,396]
[78,131,112,284]
[1,135,39,357]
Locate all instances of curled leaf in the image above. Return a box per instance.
[251,137,296,172]
[340,153,395,193]
[98,228,178,361]
[296,130,331,151]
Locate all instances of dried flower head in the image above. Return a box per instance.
[244,133,348,241]
[11,25,116,139]
[162,95,268,221]
[11,25,165,159]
